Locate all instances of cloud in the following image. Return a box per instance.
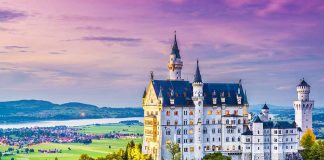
[0,9,25,22]
[75,26,123,33]
[276,86,292,90]
[4,45,29,49]
[48,52,64,55]
[82,36,141,43]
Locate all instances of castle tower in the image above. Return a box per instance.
[192,60,204,160]
[167,32,183,80]
[293,78,314,134]
[261,103,269,121]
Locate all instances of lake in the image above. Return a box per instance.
[0,117,144,129]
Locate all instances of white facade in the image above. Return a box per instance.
[142,34,309,160]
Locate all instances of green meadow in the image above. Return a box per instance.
[75,124,144,135]
[0,125,143,160]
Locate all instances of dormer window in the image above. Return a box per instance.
[221,97,225,103]
[212,98,217,104]
[170,99,174,105]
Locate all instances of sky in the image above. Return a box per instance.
[0,0,324,107]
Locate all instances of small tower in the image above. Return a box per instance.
[192,60,204,160]
[167,32,183,80]
[260,103,269,121]
[293,78,314,134]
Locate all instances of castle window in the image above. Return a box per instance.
[216,110,221,115]
[238,129,241,133]
[174,111,178,116]
[177,138,181,143]
[274,130,277,134]
[225,110,230,115]
[167,120,170,125]
[206,119,209,124]
[183,110,187,115]
[218,128,221,133]
[238,119,241,124]
[174,120,178,125]
[232,137,235,142]
[232,145,235,150]
[286,130,288,134]
[258,130,260,134]
[238,137,240,141]
[279,130,282,134]
[246,138,250,142]
[189,129,193,135]
[208,110,212,115]
[238,145,241,150]
[166,111,170,116]
[234,110,238,115]
[190,138,193,143]
[177,129,181,135]
[274,146,277,150]
[206,138,209,142]
[183,129,188,135]
[190,147,194,152]
[274,138,277,142]
[203,128,208,134]
[184,148,188,152]
[166,129,171,135]
[218,119,221,124]
[226,119,229,124]
[189,111,194,115]
[212,128,216,134]
[166,139,171,144]
[212,119,216,124]
[184,120,188,125]
[146,111,149,116]
[189,120,194,125]
[226,137,229,142]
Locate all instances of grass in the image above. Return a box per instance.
[75,124,144,135]
[0,138,142,160]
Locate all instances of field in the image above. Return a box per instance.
[0,124,143,160]
[75,124,144,135]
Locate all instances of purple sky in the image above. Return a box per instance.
[0,0,323,107]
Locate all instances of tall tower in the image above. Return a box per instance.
[167,32,183,80]
[192,60,204,160]
[293,78,314,134]
[260,103,269,121]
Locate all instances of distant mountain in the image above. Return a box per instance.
[0,100,143,123]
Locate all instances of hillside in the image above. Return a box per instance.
[0,100,143,123]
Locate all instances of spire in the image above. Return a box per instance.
[171,31,181,59]
[297,78,310,87]
[262,103,269,110]
[193,59,202,83]
[142,88,146,98]
[244,90,249,104]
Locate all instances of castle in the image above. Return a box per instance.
[142,33,313,160]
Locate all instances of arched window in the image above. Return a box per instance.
[238,119,241,124]
[167,120,170,126]
[226,119,229,124]
[203,127,208,134]
[206,146,210,151]
[166,111,170,116]
[232,137,235,142]
[238,128,241,133]
[177,129,181,135]
[189,111,194,115]
[206,119,209,124]
[238,145,241,150]
[212,119,216,124]
[232,145,235,150]
[166,129,171,135]
[190,120,194,125]
[174,120,178,125]
[238,137,241,141]
[174,111,178,116]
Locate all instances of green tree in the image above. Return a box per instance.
[309,140,324,160]
[203,152,231,160]
[55,157,59,160]
[166,142,181,160]
[300,129,316,150]
[79,154,95,160]
[300,129,316,160]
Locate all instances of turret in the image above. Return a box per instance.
[167,32,183,80]
[261,103,269,121]
[293,78,314,134]
[192,60,204,159]
[297,78,310,101]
